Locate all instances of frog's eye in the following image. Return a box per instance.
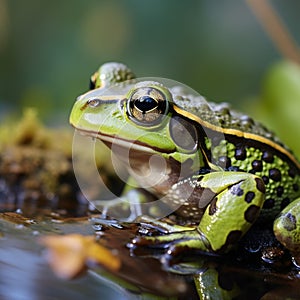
[127,87,168,126]
[87,98,101,107]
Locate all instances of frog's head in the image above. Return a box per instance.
[70,80,211,184]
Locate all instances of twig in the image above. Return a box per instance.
[246,0,300,64]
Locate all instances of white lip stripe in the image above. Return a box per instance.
[76,129,158,154]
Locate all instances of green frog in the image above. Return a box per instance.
[70,62,300,260]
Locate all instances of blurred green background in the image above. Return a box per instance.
[0,0,300,154]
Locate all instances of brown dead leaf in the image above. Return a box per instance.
[0,212,35,225]
[40,234,121,279]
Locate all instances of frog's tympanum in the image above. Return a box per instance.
[70,62,300,261]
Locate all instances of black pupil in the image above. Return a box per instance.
[135,96,157,113]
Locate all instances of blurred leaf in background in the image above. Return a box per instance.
[251,60,300,157]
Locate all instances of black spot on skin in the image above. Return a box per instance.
[230,184,244,196]
[282,213,296,231]
[276,186,284,197]
[244,205,260,223]
[262,176,269,185]
[281,198,290,210]
[226,230,243,245]
[218,230,242,253]
[197,175,204,182]
[269,168,282,182]
[235,147,246,160]
[288,168,297,179]
[252,160,263,172]
[245,191,255,203]
[263,198,275,209]
[218,119,225,126]
[208,197,218,216]
[255,178,266,193]
[293,184,299,192]
[218,156,231,168]
[218,272,235,291]
[262,151,274,163]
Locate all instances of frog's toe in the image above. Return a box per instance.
[135,215,195,234]
[130,235,174,250]
[130,229,210,256]
[128,234,177,256]
[130,231,191,250]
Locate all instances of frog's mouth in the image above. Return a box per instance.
[73,127,174,155]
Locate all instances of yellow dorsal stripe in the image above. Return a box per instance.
[174,105,300,169]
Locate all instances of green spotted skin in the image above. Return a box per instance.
[210,139,300,220]
[70,62,300,258]
[173,95,300,222]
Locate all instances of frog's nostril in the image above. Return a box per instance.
[87,98,101,108]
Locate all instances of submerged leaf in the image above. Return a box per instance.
[40,234,121,279]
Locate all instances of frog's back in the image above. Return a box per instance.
[172,91,287,149]
[172,90,300,219]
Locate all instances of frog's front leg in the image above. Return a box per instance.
[132,171,266,254]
